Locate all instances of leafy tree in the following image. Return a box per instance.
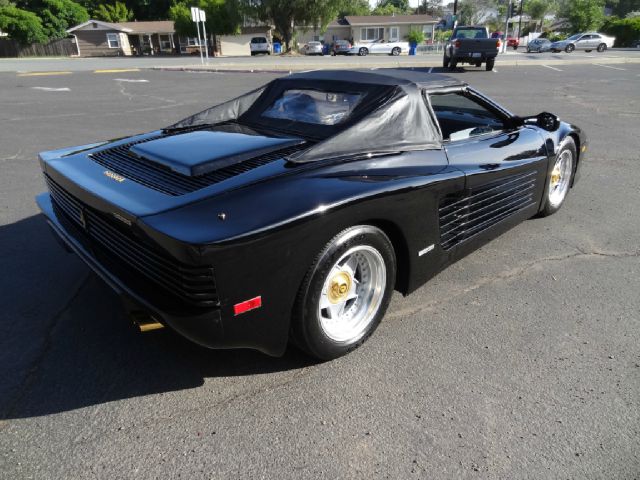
[525,0,556,32]
[457,0,497,25]
[407,28,425,44]
[93,1,133,22]
[170,0,241,36]
[377,0,410,12]
[168,1,196,37]
[38,0,89,39]
[416,0,444,16]
[0,4,48,44]
[338,0,370,17]
[601,15,640,45]
[558,0,605,32]
[249,0,343,51]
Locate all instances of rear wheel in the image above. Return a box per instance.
[443,54,450,68]
[449,58,458,70]
[486,57,495,71]
[358,47,368,56]
[512,45,518,50]
[585,49,592,52]
[475,61,482,67]
[540,137,576,216]
[527,47,531,53]
[597,43,607,52]
[291,226,396,360]
[391,47,401,56]
[565,44,575,53]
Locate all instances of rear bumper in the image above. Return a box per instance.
[36,192,241,352]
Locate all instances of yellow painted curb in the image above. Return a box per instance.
[93,68,140,73]
[17,71,72,77]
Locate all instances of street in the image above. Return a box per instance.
[1,63,639,478]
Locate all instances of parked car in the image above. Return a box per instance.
[444,26,501,71]
[36,69,586,360]
[550,32,615,53]
[507,37,519,50]
[527,38,552,53]
[348,39,409,56]
[302,41,324,55]
[631,39,640,48]
[330,39,351,55]
[250,36,271,55]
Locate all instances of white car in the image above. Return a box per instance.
[250,36,271,56]
[303,41,324,56]
[549,32,615,53]
[348,39,409,56]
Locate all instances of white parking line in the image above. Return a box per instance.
[114,78,149,83]
[594,64,626,71]
[428,67,433,73]
[31,87,70,92]
[541,64,563,72]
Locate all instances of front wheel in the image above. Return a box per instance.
[512,45,518,50]
[391,47,401,56]
[443,55,450,68]
[597,43,607,52]
[526,47,531,53]
[291,226,396,360]
[358,47,368,56]
[540,137,576,217]
[485,57,495,71]
[565,44,575,53]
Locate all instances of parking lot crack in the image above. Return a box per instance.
[0,273,90,423]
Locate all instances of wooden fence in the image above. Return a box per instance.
[0,38,76,58]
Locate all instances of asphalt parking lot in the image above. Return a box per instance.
[1,63,639,478]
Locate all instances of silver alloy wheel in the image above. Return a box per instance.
[318,245,386,343]
[548,148,573,208]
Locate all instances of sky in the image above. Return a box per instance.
[367,0,445,9]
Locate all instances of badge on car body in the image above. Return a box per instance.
[104,170,125,183]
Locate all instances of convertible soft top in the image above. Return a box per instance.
[167,69,468,163]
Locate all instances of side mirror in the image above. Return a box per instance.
[535,112,560,131]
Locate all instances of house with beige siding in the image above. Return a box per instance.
[295,15,438,47]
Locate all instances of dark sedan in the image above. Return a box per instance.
[37,70,587,360]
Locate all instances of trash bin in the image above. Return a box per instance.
[323,44,330,55]
[273,42,281,54]
[409,41,417,56]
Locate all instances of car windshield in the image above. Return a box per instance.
[567,34,582,41]
[453,28,487,39]
[251,37,267,43]
[262,89,363,126]
[308,42,321,45]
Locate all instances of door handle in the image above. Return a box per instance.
[480,163,500,170]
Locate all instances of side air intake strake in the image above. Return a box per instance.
[89,133,308,196]
[439,170,538,250]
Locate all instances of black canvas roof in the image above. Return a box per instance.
[287,69,466,90]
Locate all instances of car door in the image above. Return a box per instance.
[575,34,591,50]
[427,90,550,255]
[370,40,387,54]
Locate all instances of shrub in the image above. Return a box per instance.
[407,29,425,45]
[601,16,640,46]
[0,5,48,45]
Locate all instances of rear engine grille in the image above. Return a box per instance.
[439,171,537,250]
[89,134,308,196]
[45,175,218,307]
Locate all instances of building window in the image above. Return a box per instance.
[361,27,384,41]
[106,33,120,49]
[159,34,172,50]
[389,27,399,41]
[422,24,433,35]
[186,37,200,46]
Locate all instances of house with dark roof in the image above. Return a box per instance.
[67,19,181,57]
[295,15,438,47]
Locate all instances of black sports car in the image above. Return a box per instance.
[36,69,587,360]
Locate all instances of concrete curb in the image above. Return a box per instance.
[153,55,640,73]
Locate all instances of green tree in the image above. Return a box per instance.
[168,1,196,37]
[338,0,370,17]
[0,5,48,43]
[525,0,556,32]
[248,0,343,51]
[38,0,89,39]
[171,0,241,36]
[372,3,406,15]
[93,1,133,22]
[457,0,497,25]
[558,0,605,32]
[416,0,444,16]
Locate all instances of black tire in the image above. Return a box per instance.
[597,43,606,52]
[359,47,368,56]
[391,47,401,56]
[291,225,396,360]
[486,57,495,71]
[443,54,450,68]
[585,49,592,52]
[449,58,457,70]
[475,61,482,67]
[565,44,575,53]
[539,137,576,217]
[512,45,518,50]
[526,47,531,53]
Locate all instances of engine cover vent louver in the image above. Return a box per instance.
[89,131,308,196]
[439,170,538,250]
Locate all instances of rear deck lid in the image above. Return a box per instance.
[129,130,304,176]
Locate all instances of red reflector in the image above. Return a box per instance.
[233,296,262,316]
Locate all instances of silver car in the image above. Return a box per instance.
[303,41,324,56]
[550,32,615,53]
[526,38,552,53]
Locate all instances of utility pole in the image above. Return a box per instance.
[502,0,511,53]
[453,0,458,29]
[517,0,524,42]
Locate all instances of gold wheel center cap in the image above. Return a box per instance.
[328,271,352,304]
[551,168,561,186]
